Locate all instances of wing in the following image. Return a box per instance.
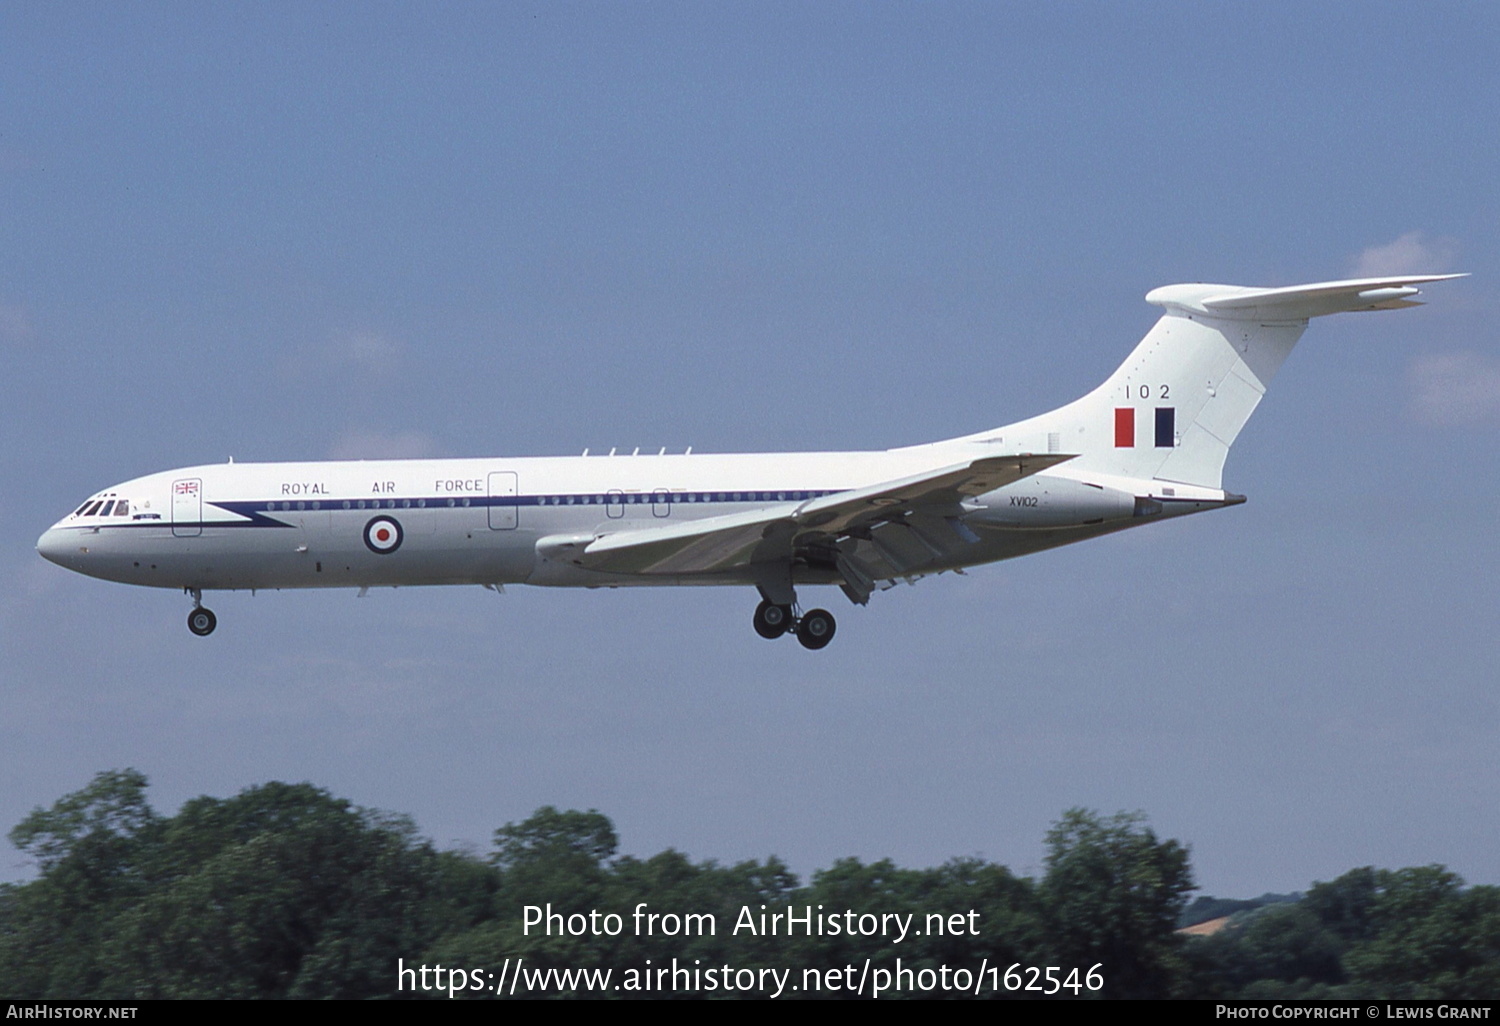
[560,453,1073,578]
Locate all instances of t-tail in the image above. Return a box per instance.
[955,274,1465,490]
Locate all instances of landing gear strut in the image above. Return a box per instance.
[186,588,217,636]
[751,597,837,650]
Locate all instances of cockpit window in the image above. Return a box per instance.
[73,502,92,516]
[98,501,115,517]
[82,500,104,516]
[115,499,129,517]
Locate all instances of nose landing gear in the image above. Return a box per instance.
[752,598,836,650]
[186,588,217,636]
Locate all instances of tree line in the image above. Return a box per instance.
[1,770,1495,998]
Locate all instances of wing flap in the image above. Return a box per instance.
[581,503,802,575]
[578,453,1073,576]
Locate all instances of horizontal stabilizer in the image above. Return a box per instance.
[1147,274,1466,322]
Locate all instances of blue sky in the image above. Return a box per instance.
[2,3,1497,898]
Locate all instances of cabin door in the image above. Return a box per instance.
[171,478,202,537]
[488,471,518,530]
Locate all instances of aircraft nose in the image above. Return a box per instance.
[36,527,70,567]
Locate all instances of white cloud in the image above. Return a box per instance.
[1351,232,1459,278]
[278,329,408,391]
[333,330,403,372]
[1409,352,1500,427]
[327,428,440,460]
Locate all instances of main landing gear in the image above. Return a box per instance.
[186,588,217,637]
[753,599,836,651]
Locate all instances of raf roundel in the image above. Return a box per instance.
[363,515,404,555]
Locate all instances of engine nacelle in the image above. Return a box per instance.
[968,476,1138,530]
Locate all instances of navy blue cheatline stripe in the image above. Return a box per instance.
[233,489,842,512]
[70,521,292,530]
[208,501,298,526]
[124,490,848,529]
[81,503,299,528]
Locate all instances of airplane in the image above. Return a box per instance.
[37,273,1462,649]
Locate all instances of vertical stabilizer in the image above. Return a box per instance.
[1086,306,1305,488]
[955,275,1463,490]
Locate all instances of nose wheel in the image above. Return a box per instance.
[185,588,216,636]
[751,599,836,649]
[187,607,217,636]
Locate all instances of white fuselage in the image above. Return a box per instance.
[35,444,1217,595]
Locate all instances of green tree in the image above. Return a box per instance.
[425,806,623,992]
[0,773,468,999]
[1186,903,1346,997]
[429,809,801,999]
[9,769,158,871]
[1304,867,1379,943]
[1,770,161,997]
[1342,867,1500,999]
[100,783,449,998]
[1039,809,1194,998]
[493,806,618,870]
